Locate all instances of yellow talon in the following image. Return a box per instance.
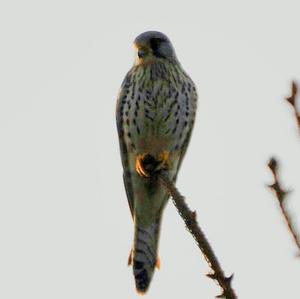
[135,154,150,178]
[156,151,170,171]
[135,151,170,178]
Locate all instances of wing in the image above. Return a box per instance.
[175,77,198,177]
[116,70,134,217]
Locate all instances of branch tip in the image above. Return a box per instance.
[285,81,300,133]
[158,171,237,299]
[267,157,300,253]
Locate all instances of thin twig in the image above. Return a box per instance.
[285,81,300,133]
[158,171,237,299]
[267,157,300,254]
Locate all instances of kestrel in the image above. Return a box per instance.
[116,31,197,293]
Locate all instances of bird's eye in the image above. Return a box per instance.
[138,50,146,59]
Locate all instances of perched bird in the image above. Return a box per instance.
[116,31,197,294]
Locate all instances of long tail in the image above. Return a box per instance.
[132,218,161,294]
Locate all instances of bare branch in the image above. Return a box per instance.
[159,171,237,299]
[267,157,300,254]
[285,81,300,133]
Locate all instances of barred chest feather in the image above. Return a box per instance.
[117,60,197,157]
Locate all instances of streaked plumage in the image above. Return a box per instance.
[116,31,197,293]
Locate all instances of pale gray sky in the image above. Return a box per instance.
[1,1,300,298]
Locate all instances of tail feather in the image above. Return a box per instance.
[133,219,161,294]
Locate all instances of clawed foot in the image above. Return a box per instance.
[135,152,170,178]
[135,154,151,178]
[156,151,170,172]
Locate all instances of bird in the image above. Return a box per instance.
[116,31,197,294]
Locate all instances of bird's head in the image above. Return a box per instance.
[134,31,177,65]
